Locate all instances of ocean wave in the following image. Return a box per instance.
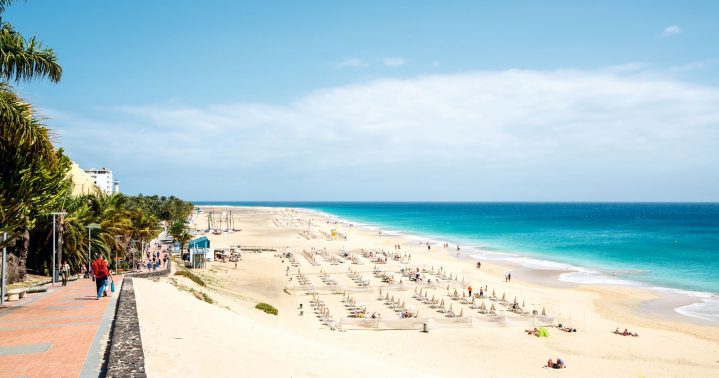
[675,296,719,322]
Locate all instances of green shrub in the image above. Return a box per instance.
[174,270,206,287]
[255,302,278,315]
[201,292,214,304]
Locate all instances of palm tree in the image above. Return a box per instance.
[0,1,65,281]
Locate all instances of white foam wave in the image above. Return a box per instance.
[675,296,719,322]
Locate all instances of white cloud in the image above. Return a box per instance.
[335,57,367,68]
[599,62,650,73]
[50,69,719,200]
[659,25,681,37]
[383,57,406,67]
[670,58,719,72]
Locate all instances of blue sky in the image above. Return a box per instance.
[5,0,719,201]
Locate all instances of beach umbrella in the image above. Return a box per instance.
[440,299,445,307]
[431,294,436,301]
[447,284,450,290]
[542,307,546,316]
[449,303,453,312]
[459,308,464,317]
[402,301,405,308]
[453,289,458,297]
[379,288,383,296]
[501,293,506,301]
[481,301,487,310]
[513,296,517,305]
[492,289,496,297]
[490,303,496,312]
[391,295,395,303]
[522,300,525,308]
[385,293,390,301]
[471,297,476,304]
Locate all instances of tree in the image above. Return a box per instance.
[0,1,65,281]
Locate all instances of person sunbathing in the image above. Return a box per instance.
[561,326,577,333]
[556,357,566,369]
[526,328,539,336]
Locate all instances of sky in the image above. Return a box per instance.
[5,0,719,201]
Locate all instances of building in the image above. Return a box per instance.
[83,167,119,195]
[68,162,100,196]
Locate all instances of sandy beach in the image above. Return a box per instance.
[134,206,719,377]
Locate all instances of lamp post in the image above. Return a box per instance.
[51,212,67,287]
[113,235,123,273]
[130,239,137,271]
[1,232,6,306]
[86,223,100,276]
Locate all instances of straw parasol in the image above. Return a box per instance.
[449,303,453,312]
[492,289,496,297]
[440,299,445,307]
[446,284,450,290]
[431,294,436,302]
[522,299,525,308]
[459,308,464,317]
[480,301,487,310]
[385,293,390,301]
[513,296,517,305]
[490,303,496,312]
[501,292,506,301]
[542,307,546,316]
[453,289,458,297]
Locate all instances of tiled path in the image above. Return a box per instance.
[0,277,121,378]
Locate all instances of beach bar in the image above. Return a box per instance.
[188,236,211,268]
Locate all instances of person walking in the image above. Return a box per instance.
[61,260,70,286]
[91,254,109,300]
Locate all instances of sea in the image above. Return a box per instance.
[194,202,719,322]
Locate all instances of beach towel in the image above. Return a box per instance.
[538,327,550,337]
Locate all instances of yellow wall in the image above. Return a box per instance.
[68,162,99,196]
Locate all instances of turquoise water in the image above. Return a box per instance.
[195,202,719,320]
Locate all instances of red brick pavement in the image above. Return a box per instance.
[0,276,120,378]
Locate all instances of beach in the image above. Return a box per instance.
[134,205,719,377]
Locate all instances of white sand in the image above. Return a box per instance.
[134,206,719,377]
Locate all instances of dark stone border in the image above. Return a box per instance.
[104,278,146,378]
[127,261,171,279]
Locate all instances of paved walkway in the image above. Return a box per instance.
[0,276,121,378]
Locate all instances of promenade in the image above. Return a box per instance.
[0,277,120,378]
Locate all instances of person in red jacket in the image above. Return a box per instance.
[91,254,109,299]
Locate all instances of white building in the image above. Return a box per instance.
[84,167,119,195]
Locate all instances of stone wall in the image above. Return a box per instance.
[127,261,171,279]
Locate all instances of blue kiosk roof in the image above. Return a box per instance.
[188,236,210,249]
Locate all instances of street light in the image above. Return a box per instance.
[113,235,123,273]
[130,239,137,271]
[50,211,67,287]
[86,223,100,276]
[1,232,6,306]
